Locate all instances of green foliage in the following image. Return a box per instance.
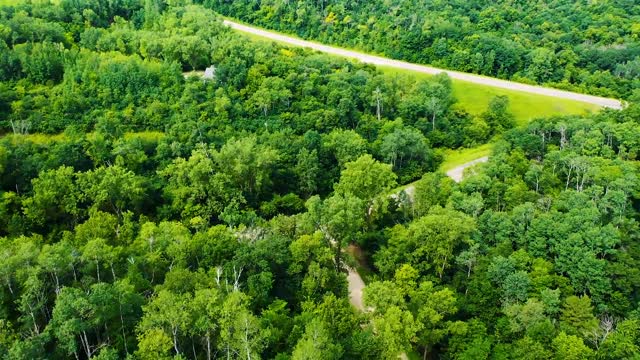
[14,41,65,84]
[291,318,343,360]
[482,95,515,136]
[206,0,639,99]
[552,332,594,360]
[334,154,397,224]
[0,1,639,359]
[375,207,476,278]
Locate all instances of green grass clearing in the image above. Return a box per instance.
[439,143,494,171]
[378,66,600,126]
[387,142,493,195]
[183,70,205,77]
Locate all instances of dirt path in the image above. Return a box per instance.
[445,156,489,182]
[222,19,504,356]
[397,156,489,202]
[346,267,366,311]
[330,156,486,360]
[341,156,489,360]
[223,20,623,110]
[346,157,488,310]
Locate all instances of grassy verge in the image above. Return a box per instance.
[182,70,205,77]
[386,143,493,195]
[377,66,600,125]
[439,143,494,171]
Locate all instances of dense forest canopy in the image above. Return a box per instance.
[202,0,640,100]
[1,0,640,359]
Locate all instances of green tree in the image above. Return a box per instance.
[482,95,514,135]
[373,306,421,359]
[159,148,242,222]
[37,240,75,294]
[248,77,292,116]
[138,290,191,356]
[527,48,557,82]
[190,288,223,360]
[552,332,594,360]
[413,172,456,217]
[560,296,599,338]
[81,238,120,283]
[375,207,476,278]
[23,166,81,229]
[48,287,100,359]
[295,148,320,197]
[14,41,65,83]
[410,281,457,359]
[334,154,397,224]
[379,126,432,180]
[323,129,368,168]
[305,193,365,268]
[218,291,267,360]
[79,165,146,218]
[598,319,640,359]
[291,318,343,360]
[136,328,173,360]
[212,136,279,199]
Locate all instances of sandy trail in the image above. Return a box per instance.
[347,268,366,311]
[223,20,623,110]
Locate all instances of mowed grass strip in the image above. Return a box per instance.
[439,143,493,172]
[377,66,600,126]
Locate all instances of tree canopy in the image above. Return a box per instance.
[0,1,639,359]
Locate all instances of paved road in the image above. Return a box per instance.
[223,20,623,110]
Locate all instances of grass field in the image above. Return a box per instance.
[182,70,205,78]
[450,76,599,126]
[439,143,494,171]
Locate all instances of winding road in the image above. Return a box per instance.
[223,20,623,110]
[346,157,488,312]
[345,158,487,358]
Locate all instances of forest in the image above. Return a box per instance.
[0,0,640,359]
[203,0,640,100]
